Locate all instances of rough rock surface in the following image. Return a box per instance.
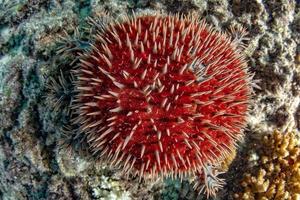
[0,0,299,199]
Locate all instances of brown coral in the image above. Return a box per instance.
[234,131,300,200]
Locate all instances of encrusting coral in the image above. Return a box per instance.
[234,131,300,200]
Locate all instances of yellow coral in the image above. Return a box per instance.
[235,131,300,200]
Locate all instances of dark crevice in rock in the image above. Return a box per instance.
[295,104,300,131]
[65,177,81,200]
[253,66,286,94]
[269,105,288,128]
[165,0,198,14]
[1,66,25,145]
[292,72,300,96]
[223,130,260,199]
[0,30,26,57]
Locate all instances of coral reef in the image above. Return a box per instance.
[234,131,300,200]
[0,0,299,199]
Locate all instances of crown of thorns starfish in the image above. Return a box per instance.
[57,12,253,198]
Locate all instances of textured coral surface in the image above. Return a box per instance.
[0,0,299,200]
